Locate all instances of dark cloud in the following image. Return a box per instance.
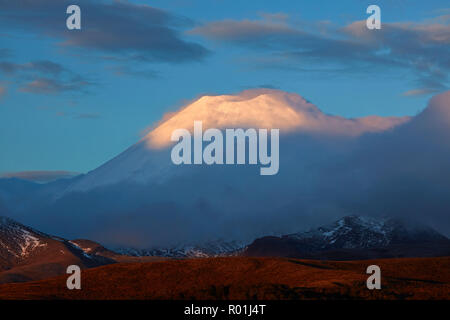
[19,77,90,94]
[191,15,450,93]
[0,86,6,99]
[335,91,450,234]
[0,60,64,75]
[0,62,18,74]
[1,171,80,183]
[0,60,92,94]
[0,0,209,63]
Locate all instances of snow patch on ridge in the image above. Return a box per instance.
[116,239,247,258]
[19,229,47,257]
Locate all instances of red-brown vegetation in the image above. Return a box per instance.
[0,256,448,300]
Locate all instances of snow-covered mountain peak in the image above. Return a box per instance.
[61,89,409,193]
[144,89,409,149]
[287,215,447,250]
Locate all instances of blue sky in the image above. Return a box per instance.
[0,0,449,174]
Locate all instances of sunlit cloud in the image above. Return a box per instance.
[145,89,409,148]
[402,88,439,96]
[0,170,80,183]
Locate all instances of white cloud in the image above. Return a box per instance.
[145,89,409,148]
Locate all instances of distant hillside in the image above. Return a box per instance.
[0,217,113,284]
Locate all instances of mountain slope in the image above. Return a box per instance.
[244,215,450,260]
[0,217,114,283]
[69,239,168,263]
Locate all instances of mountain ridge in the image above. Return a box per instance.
[244,215,450,260]
[0,216,114,283]
[106,215,450,259]
[0,214,449,284]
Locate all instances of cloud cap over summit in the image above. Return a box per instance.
[145,89,409,148]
